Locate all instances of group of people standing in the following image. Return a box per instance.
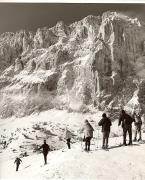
[65,109,143,151]
[14,109,143,171]
[119,109,142,145]
[79,112,112,150]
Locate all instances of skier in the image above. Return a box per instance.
[39,140,50,165]
[65,128,72,149]
[118,110,134,145]
[81,119,94,151]
[3,141,6,149]
[98,113,112,149]
[133,111,142,141]
[14,157,22,171]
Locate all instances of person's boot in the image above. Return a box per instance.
[102,145,105,149]
[105,144,109,149]
[133,138,137,142]
[123,142,127,146]
[128,141,132,145]
[138,138,142,141]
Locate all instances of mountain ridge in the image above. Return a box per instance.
[0,11,145,118]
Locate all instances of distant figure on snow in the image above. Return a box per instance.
[118,110,135,146]
[3,141,6,149]
[81,119,94,151]
[98,113,112,149]
[14,157,22,171]
[132,111,142,141]
[65,128,72,149]
[39,140,50,165]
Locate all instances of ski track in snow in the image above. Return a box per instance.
[0,109,145,180]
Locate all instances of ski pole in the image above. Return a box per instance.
[114,134,118,146]
[81,137,83,150]
[114,126,121,146]
[92,137,96,150]
[114,127,119,146]
[81,134,85,151]
[96,126,100,149]
[78,131,83,151]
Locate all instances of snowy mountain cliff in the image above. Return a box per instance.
[0,11,145,118]
[0,11,145,180]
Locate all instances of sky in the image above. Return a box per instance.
[0,3,145,35]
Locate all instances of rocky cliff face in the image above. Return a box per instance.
[0,11,145,118]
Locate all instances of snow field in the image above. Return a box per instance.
[0,109,145,180]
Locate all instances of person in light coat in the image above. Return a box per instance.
[65,128,72,149]
[132,111,142,141]
[81,119,94,151]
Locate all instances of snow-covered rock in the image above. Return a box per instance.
[0,11,145,117]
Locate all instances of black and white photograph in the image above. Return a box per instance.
[0,1,145,179]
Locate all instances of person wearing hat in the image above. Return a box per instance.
[98,113,112,149]
[118,109,135,145]
[81,119,94,151]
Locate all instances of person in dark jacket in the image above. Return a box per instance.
[118,110,134,145]
[39,140,50,165]
[81,120,94,151]
[14,157,22,171]
[133,111,142,141]
[3,141,6,149]
[98,113,112,149]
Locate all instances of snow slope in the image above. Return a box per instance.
[0,109,145,180]
[1,136,145,180]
